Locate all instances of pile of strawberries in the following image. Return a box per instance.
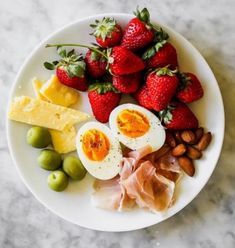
[45,7,204,128]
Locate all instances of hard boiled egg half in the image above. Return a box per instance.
[76,122,122,180]
[109,103,166,152]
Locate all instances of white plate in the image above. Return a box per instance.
[6,13,224,232]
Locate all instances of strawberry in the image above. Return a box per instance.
[90,17,122,48]
[112,72,141,93]
[44,47,87,91]
[85,49,107,78]
[46,45,145,76]
[88,82,121,123]
[133,84,153,110]
[121,8,169,51]
[176,73,204,103]
[142,40,178,69]
[109,46,145,75]
[159,102,199,129]
[146,66,179,111]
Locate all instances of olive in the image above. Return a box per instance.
[38,149,62,171]
[63,156,86,180]
[47,171,69,192]
[27,126,51,148]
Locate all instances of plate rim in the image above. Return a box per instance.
[6,13,225,232]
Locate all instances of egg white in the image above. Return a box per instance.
[109,103,166,152]
[76,122,122,180]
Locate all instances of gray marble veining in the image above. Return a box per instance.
[0,0,235,247]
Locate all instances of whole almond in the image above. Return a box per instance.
[195,127,204,142]
[195,132,212,151]
[178,156,195,177]
[172,144,187,157]
[181,130,196,144]
[187,146,202,159]
[174,131,183,144]
[166,132,176,147]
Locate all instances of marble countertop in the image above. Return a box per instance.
[1,0,235,247]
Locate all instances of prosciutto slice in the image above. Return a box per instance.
[92,145,181,212]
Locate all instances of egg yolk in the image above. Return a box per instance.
[117,109,150,138]
[82,129,110,161]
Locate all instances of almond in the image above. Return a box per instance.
[178,156,195,177]
[172,144,187,157]
[195,127,204,143]
[181,130,196,144]
[195,132,212,151]
[174,131,183,144]
[187,146,202,159]
[166,132,176,148]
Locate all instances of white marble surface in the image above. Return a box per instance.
[0,0,235,247]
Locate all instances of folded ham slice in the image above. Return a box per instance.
[92,145,181,212]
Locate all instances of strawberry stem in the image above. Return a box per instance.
[46,43,108,60]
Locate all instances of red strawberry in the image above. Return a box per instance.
[176,73,204,103]
[90,17,122,48]
[109,46,145,75]
[112,72,141,93]
[44,47,87,91]
[85,49,107,78]
[143,40,178,69]
[56,67,87,91]
[134,84,153,110]
[88,82,121,123]
[146,66,179,111]
[121,8,154,51]
[159,102,199,129]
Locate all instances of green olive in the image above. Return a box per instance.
[37,149,62,171]
[27,126,51,148]
[63,156,86,180]
[47,170,69,192]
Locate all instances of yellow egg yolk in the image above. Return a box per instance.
[82,129,110,161]
[117,109,150,138]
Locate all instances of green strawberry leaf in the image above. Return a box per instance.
[90,51,101,61]
[155,66,178,76]
[142,46,156,60]
[44,62,55,70]
[159,105,174,124]
[134,7,150,23]
[67,49,75,57]
[89,82,120,94]
[57,46,67,58]
[67,62,85,77]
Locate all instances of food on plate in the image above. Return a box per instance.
[176,73,204,103]
[8,7,214,212]
[159,102,199,129]
[92,146,178,212]
[37,149,62,171]
[32,78,48,101]
[63,156,87,180]
[47,170,69,192]
[108,46,145,75]
[143,40,178,69]
[146,66,179,111]
[112,72,141,94]
[44,47,87,91]
[178,156,195,177]
[90,17,122,48]
[85,49,107,78]
[8,96,90,131]
[88,82,121,123]
[109,103,166,151]
[134,85,154,110]
[49,125,77,154]
[195,132,212,151]
[121,8,168,51]
[27,126,51,148]
[39,75,80,107]
[76,122,122,180]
